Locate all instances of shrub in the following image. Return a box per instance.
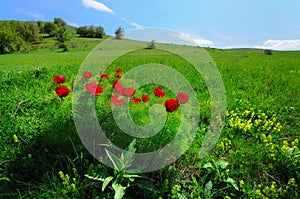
[264,49,272,55]
[62,43,68,52]
[146,40,156,49]
[115,27,124,40]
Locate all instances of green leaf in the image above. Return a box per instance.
[217,160,229,169]
[126,139,136,153]
[123,152,135,169]
[287,147,294,155]
[112,181,126,199]
[177,192,188,199]
[224,177,239,190]
[105,149,121,171]
[119,153,125,168]
[123,174,141,178]
[203,162,213,169]
[124,174,141,183]
[0,177,10,182]
[85,173,106,182]
[126,169,142,173]
[122,139,137,169]
[102,176,114,192]
[137,180,160,193]
[204,181,213,199]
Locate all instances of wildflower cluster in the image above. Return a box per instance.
[216,137,233,155]
[54,67,189,113]
[251,183,278,198]
[58,170,76,191]
[54,75,71,98]
[281,138,298,152]
[261,134,277,160]
[278,138,299,172]
[226,108,283,138]
[284,178,298,195]
[240,179,299,199]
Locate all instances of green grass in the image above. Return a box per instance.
[0,37,103,72]
[1,37,300,198]
[209,48,300,111]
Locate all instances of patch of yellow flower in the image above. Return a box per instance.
[58,170,76,191]
[217,137,232,153]
[281,138,298,153]
[226,108,283,134]
[261,134,277,160]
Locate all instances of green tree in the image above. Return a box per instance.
[87,25,96,38]
[0,23,23,54]
[0,20,43,54]
[37,21,45,33]
[76,26,88,37]
[115,27,124,39]
[77,25,105,38]
[43,22,58,37]
[95,26,105,38]
[56,26,74,51]
[27,21,40,43]
[54,18,67,27]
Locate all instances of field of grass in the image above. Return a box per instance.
[0,37,300,198]
[0,37,102,72]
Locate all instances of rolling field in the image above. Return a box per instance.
[0,37,300,198]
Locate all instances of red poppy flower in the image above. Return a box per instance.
[83,72,92,78]
[100,72,109,79]
[113,80,136,97]
[111,94,124,106]
[113,80,120,88]
[142,94,149,102]
[116,68,122,73]
[122,87,136,97]
[113,80,123,95]
[177,92,189,104]
[131,96,141,104]
[54,75,66,84]
[85,82,103,96]
[55,85,70,98]
[154,87,166,97]
[165,99,179,112]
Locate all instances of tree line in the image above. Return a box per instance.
[0,20,39,54]
[0,18,106,54]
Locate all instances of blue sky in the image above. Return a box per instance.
[1,0,300,50]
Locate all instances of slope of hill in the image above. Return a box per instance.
[0,37,300,198]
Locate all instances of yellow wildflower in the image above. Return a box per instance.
[281,145,289,151]
[13,134,19,143]
[288,178,295,185]
[239,180,245,185]
[71,183,76,190]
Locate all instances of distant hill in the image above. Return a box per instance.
[0,18,105,54]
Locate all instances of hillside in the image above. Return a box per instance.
[0,37,300,198]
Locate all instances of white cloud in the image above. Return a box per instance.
[255,39,300,50]
[82,0,114,14]
[193,38,214,46]
[15,8,45,19]
[130,22,142,29]
[174,33,214,46]
[222,45,251,49]
[122,18,142,29]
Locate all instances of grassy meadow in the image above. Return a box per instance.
[0,36,300,198]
